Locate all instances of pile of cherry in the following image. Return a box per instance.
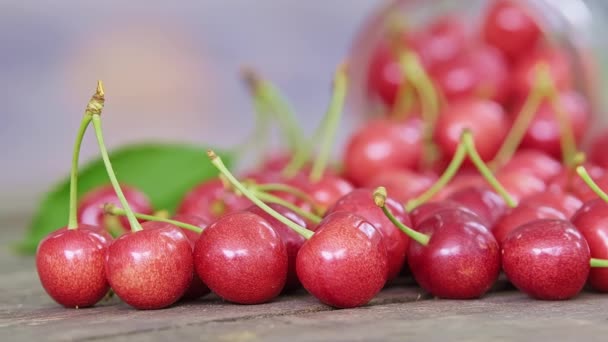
[35,0,608,311]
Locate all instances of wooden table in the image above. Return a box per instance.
[2,216,608,341]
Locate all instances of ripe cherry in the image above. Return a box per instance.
[36,226,111,308]
[482,0,541,61]
[78,184,153,234]
[364,169,435,204]
[520,188,582,218]
[36,82,110,308]
[501,219,590,300]
[194,211,288,304]
[170,214,211,300]
[247,203,308,292]
[377,188,500,299]
[409,200,479,227]
[343,117,422,186]
[518,90,589,158]
[434,98,508,161]
[492,203,566,245]
[431,44,509,104]
[511,48,572,99]
[447,186,506,227]
[589,130,608,169]
[176,178,251,221]
[498,149,562,182]
[572,199,608,292]
[327,188,410,280]
[496,169,546,202]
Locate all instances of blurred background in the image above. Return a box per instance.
[0,0,378,219]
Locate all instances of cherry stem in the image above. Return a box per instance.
[234,94,271,162]
[405,138,467,212]
[253,191,322,224]
[309,62,349,183]
[490,63,551,170]
[104,204,203,234]
[462,131,517,208]
[90,85,143,232]
[102,215,125,238]
[208,150,314,239]
[67,83,104,229]
[590,258,608,268]
[544,77,578,169]
[252,182,321,212]
[241,68,306,159]
[374,187,430,246]
[399,51,440,169]
[576,166,608,203]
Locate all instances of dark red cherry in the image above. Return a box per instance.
[296,211,388,308]
[482,0,541,61]
[327,189,410,280]
[492,203,566,245]
[447,186,507,227]
[520,188,582,218]
[590,131,608,169]
[511,48,572,99]
[434,98,508,161]
[177,178,251,221]
[343,117,422,186]
[247,204,308,292]
[502,219,590,300]
[105,221,193,309]
[518,90,589,158]
[193,211,288,304]
[499,149,562,182]
[408,209,500,299]
[170,214,211,301]
[364,169,435,204]
[431,44,509,103]
[77,184,153,233]
[571,199,608,292]
[36,226,111,308]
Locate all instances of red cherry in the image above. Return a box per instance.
[435,172,486,200]
[170,214,211,301]
[343,117,422,186]
[364,169,435,204]
[177,178,251,221]
[520,188,582,218]
[408,209,500,299]
[572,173,608,203]
[447,186,507,227]
[193,211,288,304]
[498,149,562,182]
[492,203,566,245]
[496,169,546,202]
[410,200,481,227]
[511,48,572,99]
[431,44,509,103]
[77,184,153,233]
[571,199,608,292]
[36,226,111,308]
[247,204,308,292]
[482,0,541,61]
[434,98,508,161]
[366,40,406,106]
[590,131,608,169]
[296,212,388,308]
[300,174,354,212]
[517,90,589,158]
[105,221,193,309]
[548,163,605,196]
[501,219,590,300]
[406,15,469,71]
[327,189,410,280]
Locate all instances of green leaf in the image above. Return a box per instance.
[16,142,233,254]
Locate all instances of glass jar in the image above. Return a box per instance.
[348,0,608,145]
